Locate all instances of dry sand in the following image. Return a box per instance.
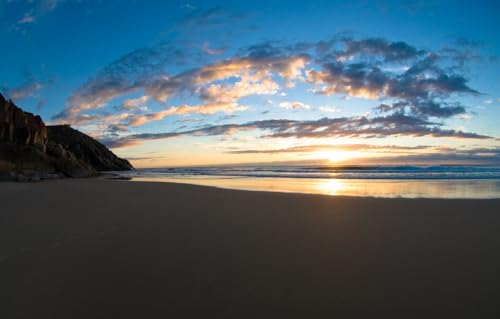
[1,179,499,318]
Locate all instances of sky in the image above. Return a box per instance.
[1,0,500,167]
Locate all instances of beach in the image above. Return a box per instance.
[1,178,499,318]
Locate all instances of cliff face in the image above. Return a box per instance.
[0,93,132,181]
[47,125,133,171]
[0,94,47,147]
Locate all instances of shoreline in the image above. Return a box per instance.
[124,177,500,200]
[1,179,500,318]
[5,176,500,200]
[115,175,500,199]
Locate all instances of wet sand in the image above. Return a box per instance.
[1,179,499,318]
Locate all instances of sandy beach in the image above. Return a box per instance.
[1,179,499,318]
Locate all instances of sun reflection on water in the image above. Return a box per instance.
[130,176,500,199]
[317,179,344,195]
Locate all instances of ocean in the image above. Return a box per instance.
[113,165,500,199]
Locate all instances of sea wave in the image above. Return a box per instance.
[118,165,500,180]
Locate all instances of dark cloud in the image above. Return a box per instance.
[226,144,434,154]
[337,37,425,62]
[308,46,479,119]
[102,114,491,149]
[261,114,488,139]
[364,146,500,165]
[452,37,482,49]
[440,38,498,66]
[123,156,158,161]
[99,43,187,80]
[239,41,287,59]
[105,124,129,137]
[376,100,466,118]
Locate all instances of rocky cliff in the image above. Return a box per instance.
[48,125,133,171]
[0,93,132,181]
[0,93,47,147]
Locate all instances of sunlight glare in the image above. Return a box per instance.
[317,179,345,195]
[315,151,352,163]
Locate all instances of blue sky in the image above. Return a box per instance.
[1,0,499,167]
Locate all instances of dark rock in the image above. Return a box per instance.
[16,173,41,183]
[47,125,133,171]
[46,141,67,158]
[0,93,132,181]
[0,93,47,148]
[0,143,55,172]
[0,142,97,178]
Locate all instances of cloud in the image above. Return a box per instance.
[202,42,225,55]
[364,147,500,165]
[17,12,35,24]
[1,73,53,112]
[53,43,186,121]
[440,36,498,66]
[452,37,482,48]
[71,54,301,113]
[122,95,150,111]
[302,36,483,120]
[278,101,311,109]
[55,45,308,126]
[319,106,340,113]
[307,55,477,118]
[176,6,252,35]
[456,113,473,121]
[55,34,487,143]
[198,71,280,103]
[102,114,491,149]
[376,100,466,118]
[51,111,135,130]
[11,0,63,29]
[107,124,129,133]
[181,3,197,10]
[259,114,489,139]
[2,79,43,101]
[126,102,246,127]
[226,143,434,154]
[336,37,425,62]
[180,7,227,28]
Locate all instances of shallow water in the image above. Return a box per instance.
[114,165,500,199]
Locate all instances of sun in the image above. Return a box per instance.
[315,151,353,163]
